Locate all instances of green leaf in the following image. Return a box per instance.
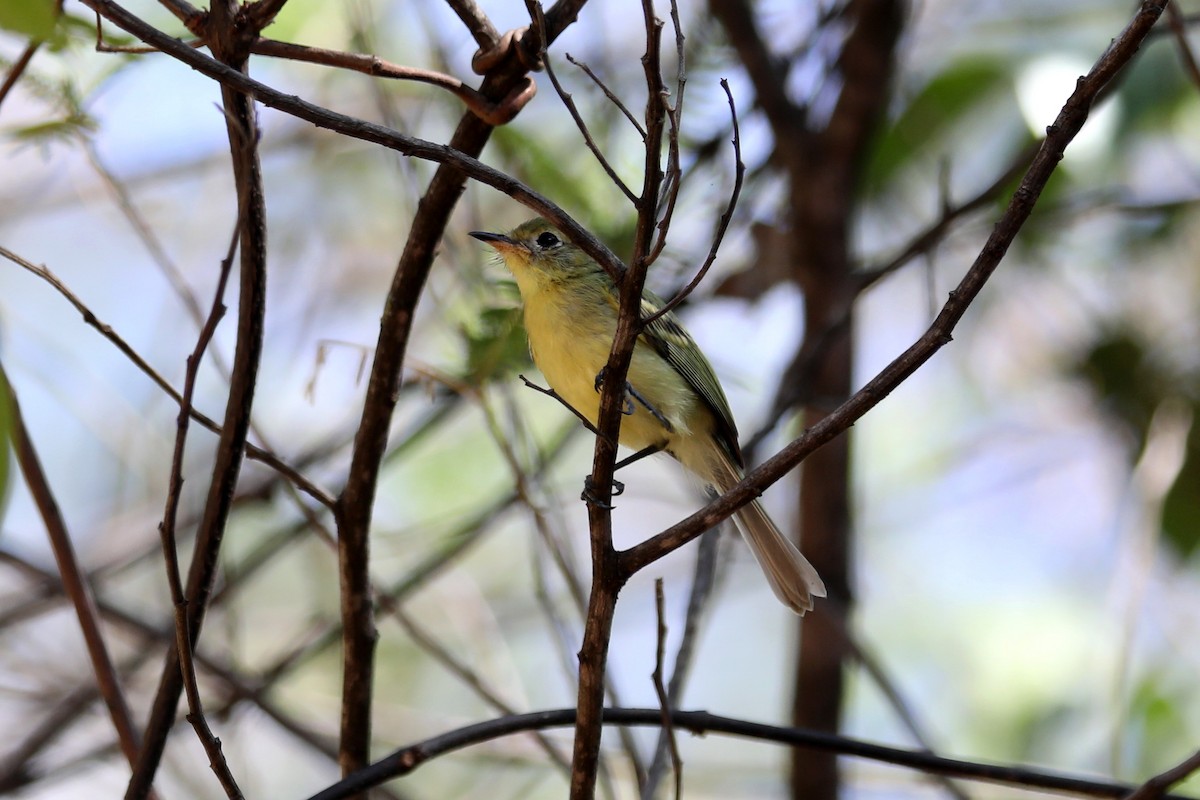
[462,298,532,384]
[0,0,64,46]
[866,58,1015,189]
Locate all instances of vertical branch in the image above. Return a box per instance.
[0,364,145,775]
[332,1,587,791]
[158,226,243,799]
[570,1,669,797]
[125,1,271,795]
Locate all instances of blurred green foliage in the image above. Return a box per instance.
[0,0,61,45]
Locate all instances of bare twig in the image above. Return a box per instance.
[568,0,668,794]
[249,38,536,125]
[642,78,743,325]
[125,0,272,792]
[1122,750,1200,800]
[651,581,683,800]
[0,364,145,775]
[527,0,639,205]
[158,222,244,799]
[642,527,718,799]
[566,54,647,138]
[0,245,335,508]
[0,41,41,111]
[1166,2,1200,91]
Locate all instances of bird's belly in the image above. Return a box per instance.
[524,298,695,453]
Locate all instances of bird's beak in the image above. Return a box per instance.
[469,231,516,249]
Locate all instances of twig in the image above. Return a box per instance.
[651,581,683,800]
[646,0,687,264]
[0,245,335,508]
[1122,750,1200,800]
[566,54,646,138]
[642,78,744,325]
[0,364,145,775]
[527,0,639,205]
[158,221,244,799]
[0,41,41,111]
[569,0,669,794]
[125,0,273,792]
[303,707,1200,800]
[1166,2,1200,91]
[249,38,537,125]
[642,527,718,799]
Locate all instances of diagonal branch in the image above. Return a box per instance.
[0,364,145,777]
[620,0,1169,577]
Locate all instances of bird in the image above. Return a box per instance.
[471,217,825,614]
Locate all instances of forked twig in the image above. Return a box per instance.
[527,0,638,204]
[642,78,744,326]
[651,581,683,800]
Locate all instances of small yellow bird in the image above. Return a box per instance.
[471,218,825,614]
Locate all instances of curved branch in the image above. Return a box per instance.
[303,707,1194,800]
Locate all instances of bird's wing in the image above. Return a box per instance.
[638,289,744,468]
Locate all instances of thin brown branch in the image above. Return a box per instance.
[1122,750,1200,800]
[155,0,202,27]
[527,0,639,205]
[642,78,743,325]
[565,54,647,138]
[642,527,718,799]
[0,364,145,775]
[646,0,687,264]
[1166,1,1200,91]
[0,245,335,508]
[570,1,668,796]
[620,0,1169,576]
[303,707,1198,800]
[159,222,243,799]
[445,0,500,50]
[249,38,536,125]
[244,0,289,30]
[651,581,683,800]
[0,40,41,111]
[125,0,272,793]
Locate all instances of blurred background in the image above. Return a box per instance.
[2,0,1200,797]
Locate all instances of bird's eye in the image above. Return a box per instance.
[535,231,561,249]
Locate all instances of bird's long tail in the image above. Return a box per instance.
[708,452,826,615]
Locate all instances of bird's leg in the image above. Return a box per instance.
[594,367,673,430]
[519,374,602,436]
[624,383,674,432]
[613,444,662,474]
[579,443,663,507]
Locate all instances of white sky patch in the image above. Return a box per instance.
[1016,55,1120,163]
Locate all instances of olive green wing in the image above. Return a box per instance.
[638,289,744,468]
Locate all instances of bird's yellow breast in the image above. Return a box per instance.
[520,278,700,455]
